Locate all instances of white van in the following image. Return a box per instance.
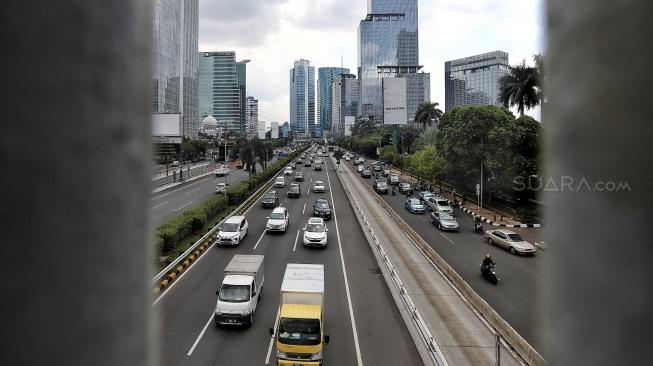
[217,216,248,246]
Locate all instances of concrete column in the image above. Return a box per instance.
[544,1,653,364]
[0,1,153,365]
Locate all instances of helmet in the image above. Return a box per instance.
[485,254,491,259]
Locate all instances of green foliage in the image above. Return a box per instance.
[333,149,344,161]
[408,145,446,182]
[499,57,541,116]
[414,101,443,129]
[181,138,209,160]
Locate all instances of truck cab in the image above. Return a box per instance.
[215,254,264,326]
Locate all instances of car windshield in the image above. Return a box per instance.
[221,223,239,232]
[277,318,321,346]
[306,223,325,232]
[508,234,524,241]
[218,284,250,303]
[264,193,275,199]
[316,202,329,209]
[269,212,285,220]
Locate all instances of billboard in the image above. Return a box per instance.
[382,78,407,125]
[344,116,355,136]
[152,113,181,143]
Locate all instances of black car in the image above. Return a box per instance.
[312,198,332,220]
[287,183,301,198]
[294,172,304,181]
[373,180,389,194]
[261,191,279,208]
[398,182,413,194]
[361,169,372,178]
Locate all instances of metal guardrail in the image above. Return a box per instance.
[332,159,449,366]
[152,152,304,285]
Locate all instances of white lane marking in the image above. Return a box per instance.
[293,229,300,252]
[185,187,201,195]
[152,175,213,200]
[151,201,168,210]
[174,201,194,211]
[325,160,364,366]
[302,202,306,215]
[264,306,281,365]
[253,229,266,250]
[440,232,455,245]
[186,312,215,356]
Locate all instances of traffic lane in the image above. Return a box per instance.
[351,163,544,348]
[325,159,424,365]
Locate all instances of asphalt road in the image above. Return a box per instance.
[153,156,423,366]
[347,161,545,350]
[150,159,277,227]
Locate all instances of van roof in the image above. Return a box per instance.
[224,215,245,224]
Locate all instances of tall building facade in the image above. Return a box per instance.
[357,0,429,124]
[152,0,199,137]
[198,51,247,136]
[331,74,359,137]
[317,67,350,132]
[445,51,509,112]
[236,60,249,135]
[245,96,258,139]
[289,59,316,136]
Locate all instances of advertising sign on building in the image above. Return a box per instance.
[152,113,182,143]
[382,78,407,125]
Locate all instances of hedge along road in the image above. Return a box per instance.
[150,157,278,227]
[153,155,423,366]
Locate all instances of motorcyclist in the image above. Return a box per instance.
[481,254,495,270]
[474,214,482,227]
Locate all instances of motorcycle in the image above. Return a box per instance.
[391,187,396,195]
[474,222,484,234]
[481,263,498,284]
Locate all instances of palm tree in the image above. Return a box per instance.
[499,60,540,117]
[237,138,256,177]
[414,101,443,130]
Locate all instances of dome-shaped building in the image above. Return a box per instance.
[200,115,218,136]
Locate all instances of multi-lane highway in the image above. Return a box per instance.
[153,156,423,365]
[347,160,544,350]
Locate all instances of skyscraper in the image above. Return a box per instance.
[317,67,349,132]
[245,96,258,139]
[198,51,247,136]
[236,60,249,135]
[445,51,509,112]
[357,0,430,124]
[331,74,359,137]
[152,0,198,137]
[289,59,316,136]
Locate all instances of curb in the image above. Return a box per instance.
[456,204,542,228]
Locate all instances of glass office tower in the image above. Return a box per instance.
[152,0,198,137]
[198,51,245,136]
[317,67,349,132]
[444,51,509,112]
[331,74,359,137]
[357,0,429,123]
[289,59,316,136]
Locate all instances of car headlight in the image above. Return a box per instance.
[310,352,322,361]
[241,309,251,315]
[277,350,288,359]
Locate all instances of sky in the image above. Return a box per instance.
[198,0,545,125]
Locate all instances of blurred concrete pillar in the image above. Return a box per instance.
[0,1,153,365]
[545,0,653,364]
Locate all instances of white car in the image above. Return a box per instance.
[303,217,328,248]
[345,156,351,161]
[214,166,230,176]
[214,182,227,194]
[284,167,293,175]
[426,197,453,213]
[217,216,248,246]
[484,229,537,255]
[266,207,289,233]
[274,176,286,188]
[313,180,326,193]
[357,165,364,173]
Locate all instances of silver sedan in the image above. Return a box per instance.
[484,229,536,255]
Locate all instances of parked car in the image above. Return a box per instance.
[373,180,389,194]
[312,198,332,220]
[361,169,372,178]
[484,229,537,255]
[303,217,328,248]
[426,197,454,213]
[387,174,400,185]
[274,176,286,188]
[404,198,426,214]
[261,191,279,208]
[430,211,459,231]
[266,207,289,233]
[417,191,434,203]
[287,183,301,198]
[217,216,248,246]
[313,180,326,193]
[398,182,413,194]
[214,182,228,195]
[294,171,304,181]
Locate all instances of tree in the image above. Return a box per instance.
[333,149,343,161]
[414,101,443,130]
[409,145,446,184]
[499,60,540,117]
